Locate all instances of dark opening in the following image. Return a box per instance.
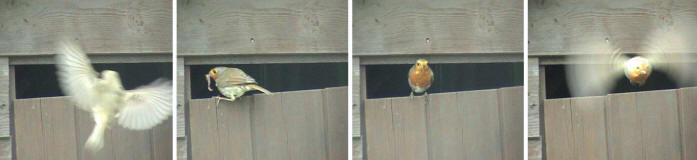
[190,63,348,99]
[544,64,693,99]
[15,63,172,99]
[365,62,524,99]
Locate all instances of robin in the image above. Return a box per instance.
[623,56,652,86]
[206,67,272,104]
[408,59,433,99]
[56,40,172,152]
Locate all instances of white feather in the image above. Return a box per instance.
[56,40,99,111]
[117,79,173,130]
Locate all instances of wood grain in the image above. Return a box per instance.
[528,58,540,137]
[543,98,574,160]
[570,96,608,160]
[13,98,45,160]
[251,92,289,160]
[364,98,395,160]
[216,96,254,160]
[188,99,219,160]
[427,92,465,159]
[151,117,173,160]
[0,0,172,55]
[460,89,503,160]
[0,58,8,137]
[40,97,78,160]
[178,0,347,55]
[679,87,697,160]
[498,87,523,160]
[177,57,185,137]
[284,89,327,160]
[605,92,643,160]
[323,87,349,160]
[637,90,682,160]
[354,0,523,55]
[391,96,428,160]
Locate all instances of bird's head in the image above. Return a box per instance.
[624,56,652,86]
[208,67,227,80]
[101,70,121,81]
[415,59,430,70]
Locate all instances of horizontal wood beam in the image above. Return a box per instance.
[8,54,172,65]
[182,54,347,65]
[534,53,697,65]
[358,53,523,65]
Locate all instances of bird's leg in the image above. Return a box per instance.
[215,96,235,106]
[410,92,414,100]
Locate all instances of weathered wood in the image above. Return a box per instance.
[528,57,540,137]
[13,98,45,160]
[177,138,187,160]
[529,0,697,56]
[251,93,288,160]
[528,139,542,160]
[216,96,254,160]
[679,87,697,160]
[285,89,327,160]
[427,92,465,159]
[178,0,347,55]
[40,97,78,160]
[112,126,152,159]
[637,90,682,160]
[391,96,428,160]
[177,57,185,137]
[364,98,395,160]
[0,58,8,138]
[75,106,114,160]
[460,89,503,160]
[353,0,523,55]
[498,87,523,160]
[183,54,347,65]
[570,97,608,160]
[151,117,173,160]
[543,98,574,160]
[323,87,349,160]
[188,99,219,160]
[358,54,523,65]
[352,57,361,137]
[0,0,173,55]
[0,139,11,160]
[605,92,643,160]
[9,54,172,65]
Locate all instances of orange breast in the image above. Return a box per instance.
[409,68,432,87]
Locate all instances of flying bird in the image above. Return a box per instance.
[408,59,434,99]
[56,40,173,152]
[206,67,272,104]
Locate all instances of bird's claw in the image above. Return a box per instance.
[410,92,414,100]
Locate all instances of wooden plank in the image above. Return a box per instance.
[637,90,681,160]
[216,96,254,160]
[0,58,8,137]
[426,92,465,159]
[183,54,347,65]
[679,87,697,160]
[0,0,172,55]
[0,139,11,160]
[40,97,78,160]
[528,139,542,160]
[177,57,185,137]
[151,117,173,160]
[529,0,697,55]
[364,98,395,160]
[177,138,187,160]
[353,0,523,55]
[178,0,347,55]
[543,98,573,160]
[390,96,428,160]
[75,105,114,160]
[570,96,608,160]
[111,126,152,159]
[498,87,523,160]
[359,65,368,159]
[251,93,289,159]
[283,89,327,160]
[606,92,643,160]
[528,57,540,137]
[188,98,219,160]
[358,54,523,65]
[13,98,45,160]
[460,89,503,159]
[9,54,172,65]
[352,57,361,137]
[323,87,349,160]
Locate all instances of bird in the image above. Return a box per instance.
[206,67,272,104]
[623,56,652,86]
[55,40,172,152]
[408,59,434,99]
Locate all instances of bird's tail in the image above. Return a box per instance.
[85,122,106,152]
[249,84,272,95]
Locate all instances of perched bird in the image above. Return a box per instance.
[408,59,434,99]
[56,40,172,152]
[623,56,652,86]
[206,67,272,104]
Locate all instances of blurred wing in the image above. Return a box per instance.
[56,40,99,110]
[117,79,173,130]
[642,28,697,87]
[566,48,626,97]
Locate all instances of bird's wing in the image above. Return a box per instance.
[56,40,99,110]
[217,68,258,87]
[565,46,625,97]
[117,79,173,130]
[641,28,697,87]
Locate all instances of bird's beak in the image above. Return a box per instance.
[205,74,213,91]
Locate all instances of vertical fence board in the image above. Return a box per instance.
[323,87,349,160]
[284,90,327,160]
[460,89,503,160]
[679,87,697,160]
[364,98,395,160]
[13,99,45,160]
[637,90,681,160]
[152,117,173,160]
[498,87,524,160]
[189,99,219,160]
[251,93,288,160]
[570,97,608,160]
[390,96,428,160]
[40,97,78,160]
[544,98,574,160]
[112,127,152,159]
[217,96,254,160]
[75,108,114,160]
[427,92,465,159]
[606,93,643,160]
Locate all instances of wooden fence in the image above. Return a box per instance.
[188,86,348,160]
[363,86,523,160]
[544,87,697,160]
[13,96,172,160]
